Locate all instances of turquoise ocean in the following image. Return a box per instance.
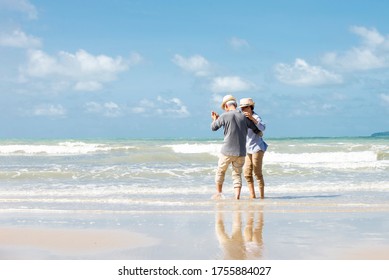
[1,137,388,214]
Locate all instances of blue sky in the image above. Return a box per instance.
[1,0,389,139]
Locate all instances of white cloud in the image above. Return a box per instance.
[84,102,101,113]
[351,26,385,47]
[128,52,143,66]
[322,48,385,71]
[132,96,190,118]
[0,0,38,19]
[380,94,389,107]
[22,49,137,91]
[85,101,122,117]
[0,29,41,48]
[75,81,103,91]
[131,107,145,114]
[275,58,343,86]
[322,26,389,71]
[210,76,254,93]
[229,37,250,50]
[32,104,66,117]
[289,100,337,117]
[131,99,151,114]
[157,96,190,117]
[172,54,211,76]
[212,94,223,104]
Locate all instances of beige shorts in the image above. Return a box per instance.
[215,154,245,188]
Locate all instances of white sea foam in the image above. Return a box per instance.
[0,141,135,155]
[164,143,221,156]
[267,181,389,193]
[166,143,386,168]
[266,151,378,164]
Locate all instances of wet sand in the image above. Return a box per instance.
[0,227,159,259]
[1,199,389,260]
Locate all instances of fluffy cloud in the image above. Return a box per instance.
[0,0,38,19]
[210,76,254,93]
[380,94,389,107]
[0,29,41,48]
[21,49,140,91]
[322,48,385,71]
[275,58,343,86]
[74,81,103,91]
[173,54,255,94]
[277,26,389,87]
[85,101,122,117]
[290,101,336,117]
[351,26,386,47]
[322,26,389,71]
[157,96,190,117]
[128,52,143,66]
[132,96,190,118]
[172,54,211,76]
[229,37,250,50]
[32,104,66,117]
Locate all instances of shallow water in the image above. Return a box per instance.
[1,137,388,214]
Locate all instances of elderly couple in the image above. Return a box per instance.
[211,94,268,200]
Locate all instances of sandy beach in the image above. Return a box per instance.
[1,199,389,260]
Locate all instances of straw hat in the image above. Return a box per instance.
[220,94,237,109]
[239,98,255,108]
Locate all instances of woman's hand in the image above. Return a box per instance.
[243,111,257,124]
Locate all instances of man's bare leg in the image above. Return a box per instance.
[212,183,224,199]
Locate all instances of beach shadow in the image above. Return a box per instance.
[215,204,264,260]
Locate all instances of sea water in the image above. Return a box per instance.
[1,137,388,215]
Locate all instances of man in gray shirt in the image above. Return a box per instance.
[211,95,260,199]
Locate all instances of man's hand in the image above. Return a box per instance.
[211,111,219,121]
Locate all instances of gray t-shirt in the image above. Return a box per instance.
[211,109,260,157]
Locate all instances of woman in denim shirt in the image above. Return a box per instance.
[239,98,268,199]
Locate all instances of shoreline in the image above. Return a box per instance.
[1,201,389,260]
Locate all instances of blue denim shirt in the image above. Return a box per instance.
[246,112,268,153]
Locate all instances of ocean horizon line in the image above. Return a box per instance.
[1,134,387,142]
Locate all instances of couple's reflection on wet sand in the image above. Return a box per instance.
[215,203,264,260]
